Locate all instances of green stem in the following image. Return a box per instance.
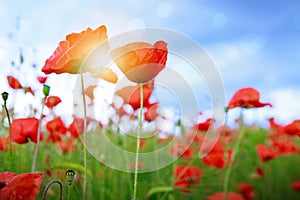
[67,185,72,200]
[80,73,88,200]
[42,180,63,200]
[3,99,12,168]
[132,83,144,200]
[32,96,46,172]
[222,112,245,200]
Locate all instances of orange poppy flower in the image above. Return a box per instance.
[0,172,44,200]
[37,76,47,84]
[115,82,154,110]
[41,26,117,83]
[237,183,255,200]
[227,87,272,110]
[110,41,168,83]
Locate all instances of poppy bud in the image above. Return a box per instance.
[1,92,8,101]
[43,85,50,97]
[65,170,75,185]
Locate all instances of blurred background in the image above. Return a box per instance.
[1,0,299,127]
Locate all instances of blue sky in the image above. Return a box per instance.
[1,0,300,126]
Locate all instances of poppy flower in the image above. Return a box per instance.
[68,117,84,138]
[284,120,300,136]
[237,183,255,199]
[84,85,97,101]
[7,76,23,89]
[206,192,246,200]
[256,144,277,162]
[11,118,40,144]
[144,102,159,122]
[255,167,264,178]
[0,172,44,200]
[169,143,194,162]
[24,86,35,95]
[201,139,232,169]
[46,117,67,143]
[227,87,272,110]
[110,41,168,83]
[45,96,62,109]
[0,137,9,151]
[291,181,300,190]
[59,138,75,153]
[272,139,298,155]
[195,118,213,131]
[41,25,117,83]
[115,82,154,110]
[37,76,47,84]
[173,165,203,192]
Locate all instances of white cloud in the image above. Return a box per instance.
[267,88,300,123]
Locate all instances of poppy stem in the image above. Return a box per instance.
[42,180,63,200]
[2,92,12,168]
[32,85,49,172]
[80,73,88,200]
[132,83,144,200]
[222,111,246,200]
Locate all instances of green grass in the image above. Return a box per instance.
[1,126,300,199]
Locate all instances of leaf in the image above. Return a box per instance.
[145,186,173,198]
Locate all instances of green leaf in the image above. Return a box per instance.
[145,186,173,198]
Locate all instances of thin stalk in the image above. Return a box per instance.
[222,111,245,200]
[32,96,46,172]
[67,185,72,200]
[2,93,12,167]
[132,83,144,200]
[80,73,88,200]
[42,180,63,200]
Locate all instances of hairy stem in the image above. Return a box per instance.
[132,83,143,200]
[32,96,46,172]
[222,111,245,200]
[80,73,88,200]
[42,180,63,200]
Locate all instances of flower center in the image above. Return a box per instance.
[0,182,6,190]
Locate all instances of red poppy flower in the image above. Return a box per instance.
[201,140,230,168]
[68,117,84,138]
[206,192,246,200]
[0,137,9,151]
[0,172,44,200]
[59,138,75,153]
[272,139,298,155]
[7,75,23,89]
[256,144,277,162]
[227,87,272,110]
[11,118,40,144]
[41,26,117,83]
[46,117,67,143]
[169,143,194,162]
[144,102,159,122]
[115,82,154,110]
[111,41,168,83]
[173,165,203,192]
[45,96,62,109]
[255,167,264,178]
[37,76,47,84]
[291,181,300,190]
[195,118,213,131]
[284,120,300,136]
[237,183,255,199]
[24,86,34,95]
